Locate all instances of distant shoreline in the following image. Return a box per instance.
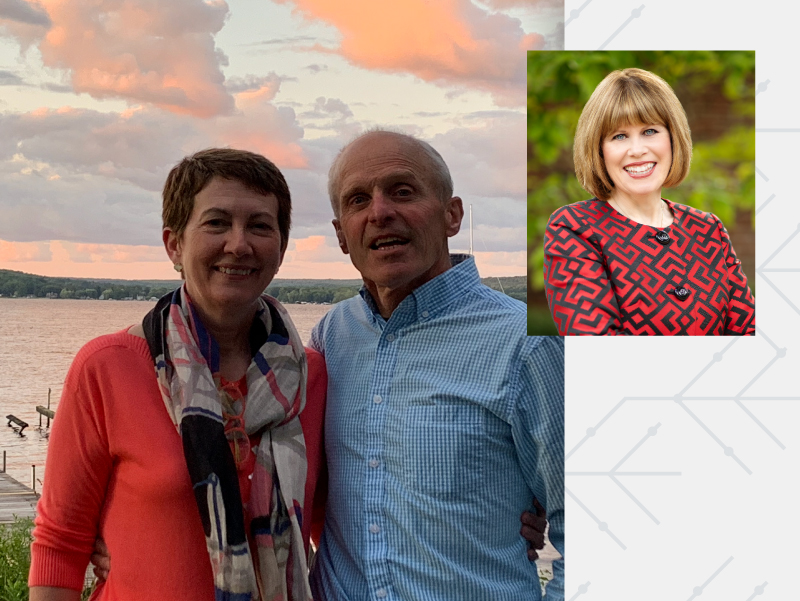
[0,268,526,304]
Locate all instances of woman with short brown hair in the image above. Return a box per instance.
[544,68,755,336]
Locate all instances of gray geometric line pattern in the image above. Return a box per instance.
[597,5,645,50]
[755,79,770,95]
[568,322,781,496]
[686,556,734,601]
[758,222,800,269]
[673,398,752,474]
[722,329,787,450]
[757,223,800,316]
[569,423,680,525]
[568,582,591,601]
[608,475,660,524]
[758,271,800,315]
[745,582,768,600]
[565,0,595,26]
[761,268,800,272]
[734,399,786,449]
[755,166,769,182]
[677,337,739,396]
[566,471,681,475]
[566,397,628,459]
[756,193,775,214]
[611,422,661,472]
[566,487,627,549]
[624,397,800,401]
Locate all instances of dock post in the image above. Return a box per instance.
[47,388,51,428]
[2,450,5,473]
[31,464,36,493]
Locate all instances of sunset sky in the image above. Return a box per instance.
[0,0,561,280]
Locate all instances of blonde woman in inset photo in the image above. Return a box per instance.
[543,68,755,336]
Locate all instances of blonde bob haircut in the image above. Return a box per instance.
[573,68,692,201]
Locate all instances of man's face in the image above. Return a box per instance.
[332,133,463,295]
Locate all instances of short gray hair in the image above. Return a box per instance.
[327,129,454,217]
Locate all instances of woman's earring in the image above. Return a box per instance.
[174,263,183,272]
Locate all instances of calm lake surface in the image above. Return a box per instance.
[0,297,332,485]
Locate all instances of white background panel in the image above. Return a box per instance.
[563,1,798,598]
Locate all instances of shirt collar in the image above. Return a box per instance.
[358,253,480,324]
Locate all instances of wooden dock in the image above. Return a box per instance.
[0,470,38,524]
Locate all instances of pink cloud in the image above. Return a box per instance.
[205,89,307,169]
[473,250,525,276]
[55,242,166,263]
[0,240,52,261]
[480,0,560,8]
[275,0,541,105]
[2,0,234,117]
[284,235,351,265]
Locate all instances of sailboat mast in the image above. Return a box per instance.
[469,204,473,256]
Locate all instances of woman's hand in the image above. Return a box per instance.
[520,497,548,561]
[90,538,111,582]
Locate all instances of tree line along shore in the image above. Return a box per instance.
[0,269,525,305]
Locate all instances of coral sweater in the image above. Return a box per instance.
[29,330,327,600]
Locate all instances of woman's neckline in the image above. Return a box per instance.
[602,197,676,229]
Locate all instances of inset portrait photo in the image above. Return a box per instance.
[527,51,755,336]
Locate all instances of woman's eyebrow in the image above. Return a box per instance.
[198,208,232,219]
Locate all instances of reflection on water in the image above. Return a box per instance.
[0,298,332,484]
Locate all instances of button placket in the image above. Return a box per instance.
[363,322,399,599]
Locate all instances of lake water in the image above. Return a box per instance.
[0,298,332,486]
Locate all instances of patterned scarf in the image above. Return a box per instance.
[143,286,312,601]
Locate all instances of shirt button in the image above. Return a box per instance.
[385,333,395,342]
[369,458,379,468]
[673,286,691,301]
[373,394,383,404]
[421,310,429,318]
[376,589,387,599]
[369,523,380,534]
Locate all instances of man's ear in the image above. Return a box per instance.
[163,228,182,265]
[333,219,349,254]
[444,196,464,238]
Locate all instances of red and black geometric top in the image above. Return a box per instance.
[543,198,755,336]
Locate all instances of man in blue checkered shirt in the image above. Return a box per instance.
[309,130,564,600]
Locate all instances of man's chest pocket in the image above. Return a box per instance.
[402,404,503,498]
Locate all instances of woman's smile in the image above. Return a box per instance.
[623,161,656,177]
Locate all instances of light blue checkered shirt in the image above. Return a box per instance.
[309,255,564,601]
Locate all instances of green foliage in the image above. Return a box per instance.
[0,517,33,601]
[528,306,558,336]
[265,285,360,305]
[0,270,179,301]
[528,51,755,290]
[539,567,553,596]
[1,516,96,601]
